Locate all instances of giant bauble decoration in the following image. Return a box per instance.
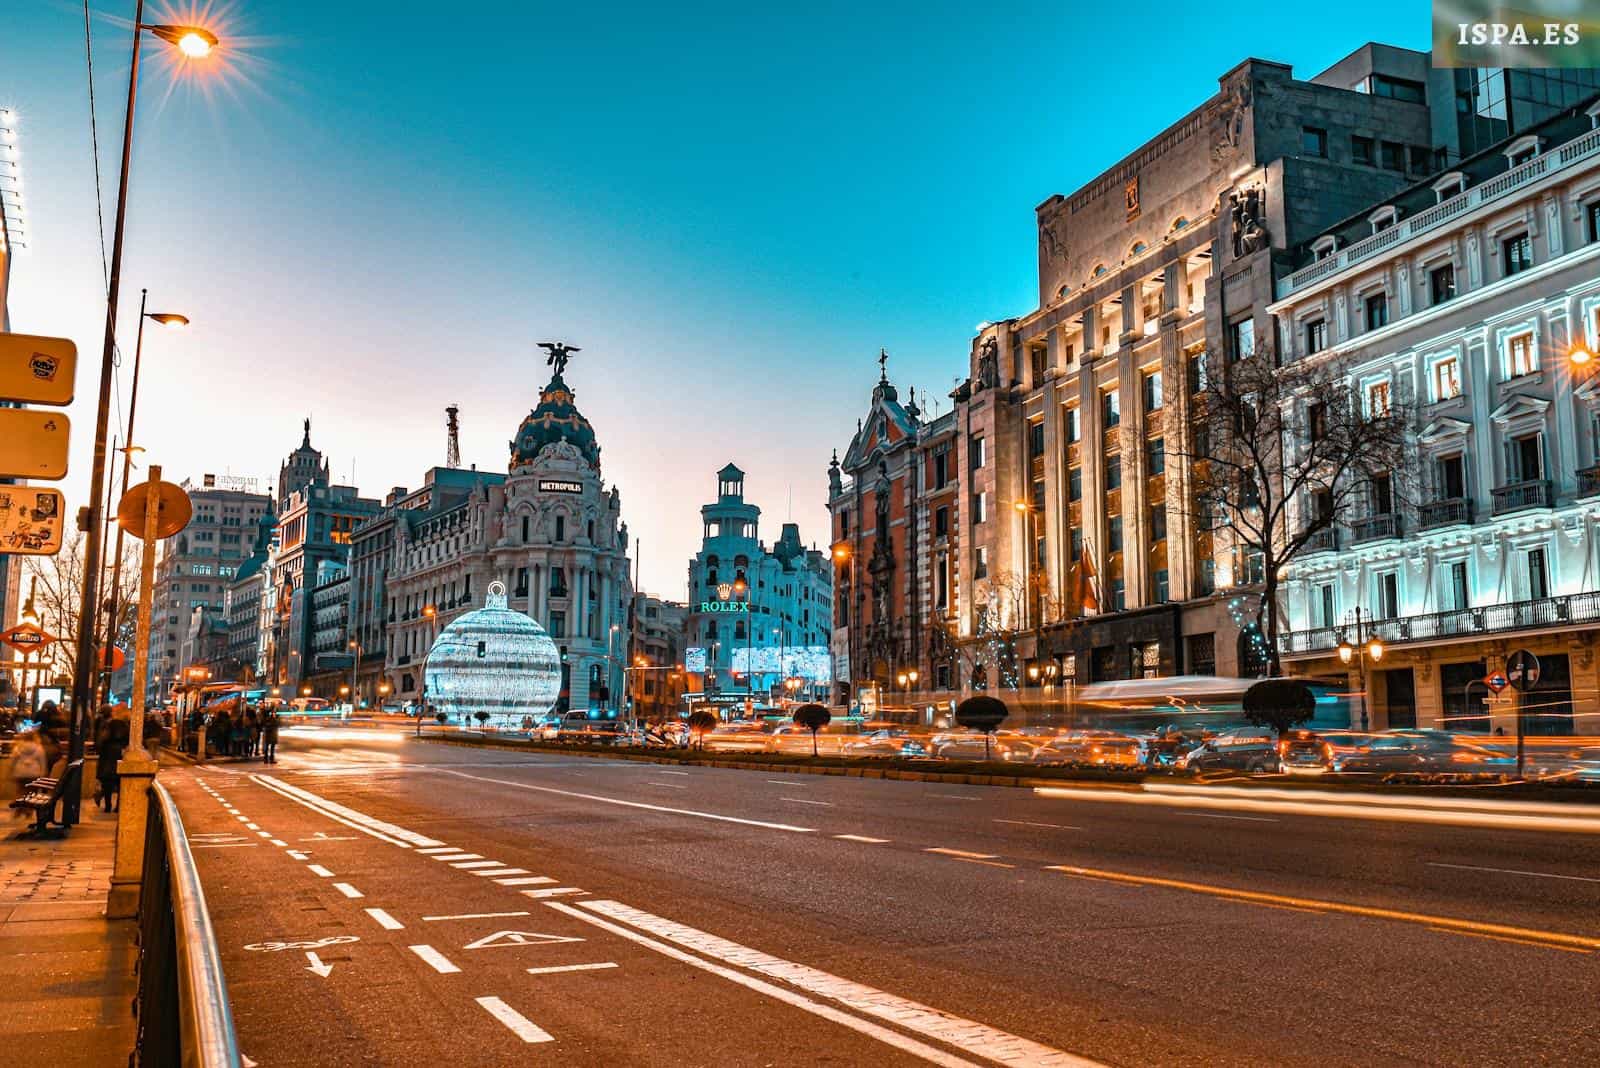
[424,581,561,722]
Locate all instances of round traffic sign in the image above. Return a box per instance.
[97,645,127,672]
[1506,650,1541,693]
[116,479,192,540]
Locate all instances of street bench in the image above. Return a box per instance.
[9,758,85,837]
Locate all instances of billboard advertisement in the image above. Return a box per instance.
[729,646,832,683]
[685,646,708,674]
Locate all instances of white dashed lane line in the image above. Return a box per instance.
[409,944,461,974]
[476,996,554,1044]
[835,835,890,844]
[422,911,530,922]
[451,860,505,869]
[365,908,405,930]
[307,864,335,878]
[925,848,998,860]
[782,798,833,807]
[471,868,530,878]
[332,883,364,899]
[497,876,557,887]
[521,887,588,899]
[527,962,619,975]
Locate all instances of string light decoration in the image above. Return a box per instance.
[424,581,562,723]
[1227,593,1272,677]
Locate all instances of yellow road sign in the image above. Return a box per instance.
[0,408,70,479]
[0,486,65,555]
[0,333,77,405]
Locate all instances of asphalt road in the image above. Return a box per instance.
[167,725,1600,1067]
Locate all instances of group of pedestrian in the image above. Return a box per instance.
[91,706,130,813]
[198,700,279,763]
[7,727,60,812]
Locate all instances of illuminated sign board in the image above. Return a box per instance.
[698,601,749,613]
[538,480,583,495]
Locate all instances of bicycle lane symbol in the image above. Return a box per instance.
[244,935,361,953]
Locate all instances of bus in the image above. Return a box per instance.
[1063,676,1356,735]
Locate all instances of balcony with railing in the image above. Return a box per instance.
[1491,479,1553,515]
[1417,497,1473,530]
[1301,526,1339,554]
[1280,589,1600,656]
[1578,465,1600,498]
[1350,512,1401,544]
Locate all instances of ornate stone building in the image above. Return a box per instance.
[383,360,634,712]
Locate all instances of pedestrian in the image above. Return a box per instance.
[8,729,49,808]
[210,706,232,758]
[143,711,165,755]
[95,715,128,813]
[260,706,279,764]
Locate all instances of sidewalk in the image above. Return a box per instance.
[0,801,137,1062]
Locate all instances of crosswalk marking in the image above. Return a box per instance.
[497,876,557,887]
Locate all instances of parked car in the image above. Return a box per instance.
[1030,730,1143,768]
[1177,728,1279,773]
[844,729,929,758]
[702,721,772,753]
[1142,726,1213,767]
[932,728,1035,762]
[555,711,625,744]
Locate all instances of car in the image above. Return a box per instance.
[702,721,772,753]
[844,729,929,758]
[1030,730,1143,768]
[555,711,626,744]
[1142,727,1213,767]
[765,724,850,756]
[1526,746,1600,784]
[932,728,1035,762]
[1177,728,1280,773]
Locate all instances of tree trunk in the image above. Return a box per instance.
[1262,569,1283,677]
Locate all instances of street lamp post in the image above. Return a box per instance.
[347,637,361,714]
[414,604,435,737]
[1337,606,1385,732]
[64,6,217,826]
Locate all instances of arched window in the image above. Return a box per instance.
[1092,264,1107,278]
[1130,240,1148,257]
[1056,284,1070,301]
[1170,216,1189,232]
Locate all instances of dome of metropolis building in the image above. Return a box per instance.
[423,581,562,722]
[509,374,601,471]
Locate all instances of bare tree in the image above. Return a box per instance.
[21,528,143,687]
[1173,346,1412,675]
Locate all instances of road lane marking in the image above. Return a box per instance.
[451,860,506,869]
[307,864,335,878]
[782,797,833,806]
[244,822,260,830]
[926,848,999,860]
[952,858,1016,869]
[526,962,619,975]
[1428,861,1600,884]
[932,794,981,801]
[769,780,805,786]
[408,944,462,974]
[1178,812,1280,823]
[497,876,558,887]
[287,850,309,860]
[269,839,288,847]
[657,770,689,776]
[465,930,584,950]
[365,908,404,930]
[332,883,364,899]
[472,868,530,877]
[416,846,458,854]
[834,835,890,843]
[432,768,817,834]
[431,853,482,862]
[1427,927,1591,954]
[475,996,554,1044]
[423,911,531,922]
[559,900,1100,1067]
[255,830,272,838]
[1041,865,1600,952]
[192,843,258,849]
[994,819,1083,831]
[646,782,688,789]
[251,775,442,847]
[521,887,588,899]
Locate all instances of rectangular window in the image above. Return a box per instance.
[1380,141,1404,170]
[974,546,989,580]
[1109,579,1126,612]
[1108,516,1123,553]
[1377,572,1400,619]
[969,435,986,470]
[1231,318,1255,361]
[1149,504,1166,542]
[971,492,987,525]
[1102,389,1120,428]
[934,506,949,537]
[1068,466,1083,502]
[1318,583,1336,628]
[1438,454,1467,499]
[1302,126,1328,156]
[1352,135,1374,165]
[1147,437,1165,476]
[1372,473,1394,515]
[1449,560,1470,611]
[1130,640,1161,679]
[1069,527,1083,561]
[1511,432,1543,481]
[1502,231,1532,276]
[1432,355,1462,400]
[1153,569,1169,603]
[1367,379,1391,417]
[1065,407,1080,443]
[1528,548,1549,600]
[1589,201,1600,243]
[1142,371,1163,412]
[1408,145,1433,173]
[1199,558,1216,596]
[1186,633,1216,675]
[1104,455,1121,491]
[1506,330,1535,377]
[1429,263,1456,305]
[1373,74,1426,103]
[1364,292,1389,331]
[1187,352,1207,395]
[1029,420,1046,459]
[1307,402,1327,441]
[932,451,949,489]
[1304,318,1327,355]
[550,611,567,639]
[1030,345,1048,383]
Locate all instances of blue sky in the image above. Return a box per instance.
[2,1,1432,598]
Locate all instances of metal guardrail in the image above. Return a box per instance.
[136,780,242,1068]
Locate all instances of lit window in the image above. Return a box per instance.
[1367,380,1392,417]
[1506,331,1536,377]
[1432,356,1462,401]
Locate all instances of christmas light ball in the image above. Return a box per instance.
[424,581,561,722]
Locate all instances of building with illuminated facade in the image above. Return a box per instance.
[1273,97,1600,733]
[382,365,634,713]
[685,464,831,709]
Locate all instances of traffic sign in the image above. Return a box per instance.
[0,408,71,479]
[1483,672,1509,695]
[1506,649,1541,692]
[0,333,77,405]
[0,486,65,556]
[116,479,192,540]
[0,622,60,655]
[97,645,127,673]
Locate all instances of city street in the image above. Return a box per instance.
[170,725,1600,1067]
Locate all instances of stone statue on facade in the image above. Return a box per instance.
[538,341,581,377]
[1229,187,1269,257]
[976,337,1000,391]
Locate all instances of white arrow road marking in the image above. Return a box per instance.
[476,996,553,1044]
[305,951,333,978]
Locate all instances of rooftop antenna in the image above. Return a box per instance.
[446,405,461,468]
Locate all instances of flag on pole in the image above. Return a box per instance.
[1076,544,1100,615]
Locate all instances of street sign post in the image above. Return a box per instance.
[0,333,78,405]
[1483,672,1509,695]
[0,621,60,655]
[1505,649,1541,779]
[0,408,71,479]
[0,486,65,555]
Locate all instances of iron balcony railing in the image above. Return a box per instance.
[1350,512,1401,543]
[1279,589,1600,655]
[1578,465,1600,497]
[1491,479,1554,515]
[1302,527,1339,553]
[137,779,241,1068]
[1417,497,1473,530]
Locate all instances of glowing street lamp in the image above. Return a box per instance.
[1571,342,1594,367]
[1337,607,1383,730]
[149,25,219,58]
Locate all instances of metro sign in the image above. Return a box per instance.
[1483,672,1509,695]
[0,621,59,654]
